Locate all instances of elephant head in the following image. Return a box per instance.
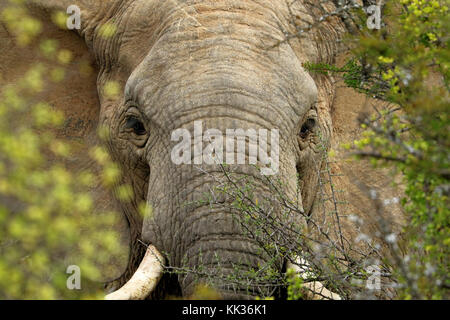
[20,0,347,299]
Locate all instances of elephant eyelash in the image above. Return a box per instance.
[299,118,316,139]
[125,116,147,136]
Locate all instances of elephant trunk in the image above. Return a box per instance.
[182,247,271,299]
[179,207,273,299]
[143,153,288,299]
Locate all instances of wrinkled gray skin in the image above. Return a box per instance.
[26,0,344,298]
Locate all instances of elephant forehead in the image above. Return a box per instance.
[125,37,317,132]
[116,0,283,69]
[115,0,317,130]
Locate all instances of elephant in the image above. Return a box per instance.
[1,0,405,299]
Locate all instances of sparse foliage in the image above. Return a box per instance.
[0,0,126,299]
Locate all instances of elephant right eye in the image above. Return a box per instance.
[125,116,147,136]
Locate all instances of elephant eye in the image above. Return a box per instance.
[299,118,316,138]
[125,116,147,135]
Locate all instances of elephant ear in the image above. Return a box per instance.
[0,1,130,284]
[25,0,121,47]
[324,52,405,243]
[284,2,404,245]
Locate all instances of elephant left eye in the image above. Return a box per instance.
[299,118,316,138]
[125,116,147,136]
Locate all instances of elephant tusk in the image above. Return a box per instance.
[286,257,342,300]
[105,245,164,300]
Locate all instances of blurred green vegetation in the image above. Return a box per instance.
[305,0,449,299]
[0,0,125,299]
